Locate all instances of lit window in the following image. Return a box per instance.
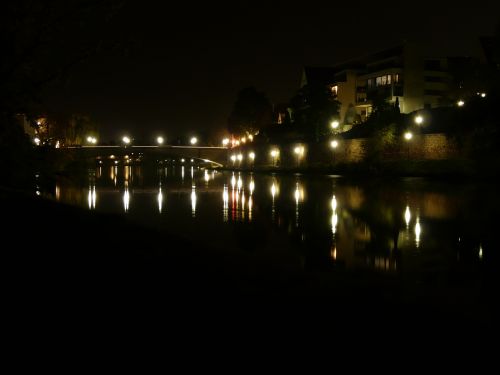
[387,74,391,84]
[381,76,387,85]
[331,85,338,96]
[394,74,399,83]
[376,77,382,86]
[367,79,374,88]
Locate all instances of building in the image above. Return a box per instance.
[301,41,473,130]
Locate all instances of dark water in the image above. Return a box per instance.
[40,165,498,295]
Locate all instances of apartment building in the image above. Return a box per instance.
[301,42,454,129]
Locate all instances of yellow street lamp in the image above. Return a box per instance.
[414,115,423,125]
[122,136,131,145]
[190,137,198,145]
[157,136,164,145]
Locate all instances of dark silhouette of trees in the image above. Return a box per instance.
[289,83,340,142]
[228,87,273,136]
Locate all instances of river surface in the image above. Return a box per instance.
[37,164,497,290]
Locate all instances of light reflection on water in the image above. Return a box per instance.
[43,165,494,278]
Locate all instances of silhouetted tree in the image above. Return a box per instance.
[289,83,340,142]
[228,87,273,136]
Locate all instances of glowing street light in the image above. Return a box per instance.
[414,115,423,125]
[122,136,131,145]
[294,146,304,167]
[157,136,164,145]
[404,131,413,160]
[237,153,243,162]
[222,138,229,146]
[190,137,198,145]
[331,120,340,130]
[457,100,465,107]
[330,140,338,164]
[270,149,279,166]
[230,155,236,164]
[34,137,40,146]
[249,152,255,161]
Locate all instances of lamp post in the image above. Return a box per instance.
[122,136,131,146]
[294,146,304,167]
[330,140,338,164]
[190,137,198,145]
[404,131,413,160]
[270,149,279,167]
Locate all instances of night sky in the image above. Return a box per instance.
[41,0,500,141]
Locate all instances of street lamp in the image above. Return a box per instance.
[122,136,131,145]
[414,115,423,125]
[157,136,164,145]
[331,120,340,130]
[237,153,243,162]
[457,100,465,107]
[270,149,279,167]
[222,138,229,146]
[230,155,236,165]
[330,140,338,163]
[294,146,304,167]
[249,152,255,162]
[404,131,413,160]
[190,137,198,145]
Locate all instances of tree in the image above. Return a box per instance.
[228,87,272,136]
[289,83,340,142]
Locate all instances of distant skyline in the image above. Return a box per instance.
[41,1,500,141]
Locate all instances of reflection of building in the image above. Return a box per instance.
[300,40,489,129]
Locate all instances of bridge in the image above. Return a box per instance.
[62,145,229,167]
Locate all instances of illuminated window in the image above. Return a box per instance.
[381,75,387,85]
[376,77,382,86]
[367,79,374,89]
[387,74,391,84]
[331,85,338,96]
[394,74,399,83]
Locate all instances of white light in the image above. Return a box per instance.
[231,174,236,188]
[157,136,164,144]
[481,93,486,98]
[331,120,339,129]
[271,183,276,198]
[404,132,413,140]
[405,206,411,226]
[249,152,255,160]
[294,146,304,155]
[87,136,93,143]
[457,100,465,107]
[190,137,198,145]
[230,155,236,162]
[181,158,185,163]
[37,121,41,126]
[241,137,246,143]
[237,154,243,161]
[270,149,278,157]
[415,219,421,247]
[248,135,254,141]
[122,136,131,144]
[237,175,242,190]
[34,137,40,146]
[222,138,229,146]
[249,180,255,194]
[479,245,483,259]
[330,140,338,149]
[331,195,337,211]
[414,115,423,125]
[158,188,163,213]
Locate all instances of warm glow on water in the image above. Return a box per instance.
[44,165,493,280]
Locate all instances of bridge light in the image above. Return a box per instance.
[122,136,131,145]
[190,137,198,145]
[157,136,164,145]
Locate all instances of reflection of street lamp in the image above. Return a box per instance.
[404,131,413,160]
[330,140,338,163]
[190,137,198,145]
